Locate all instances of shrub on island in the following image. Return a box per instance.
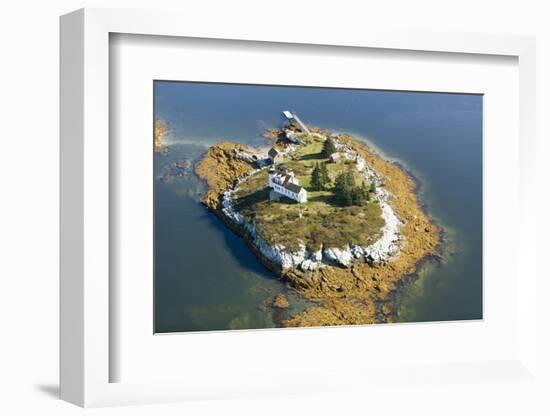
[333,171,370,207]
[322,137,337,157]
[310,162,331,191]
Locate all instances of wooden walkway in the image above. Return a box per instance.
[282,110,311,135]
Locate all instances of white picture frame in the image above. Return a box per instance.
[60,7,538,407]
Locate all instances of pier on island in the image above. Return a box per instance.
[283,110,311,135]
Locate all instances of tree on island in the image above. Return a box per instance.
[319,162,331,188]
[334,171,369,206]
[356,182,370,203]
[311,163,322,190]
[311,162,331,191]
[322,137,337,157]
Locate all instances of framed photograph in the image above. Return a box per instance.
[60,8,538,407]
[152,81,480,333]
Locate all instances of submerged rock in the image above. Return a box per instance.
[273,293,290,309]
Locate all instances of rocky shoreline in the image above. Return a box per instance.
[219,138,402,272]
[154,119,169,154]
[195,130,441,327]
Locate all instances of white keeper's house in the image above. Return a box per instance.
[268,166,308,203]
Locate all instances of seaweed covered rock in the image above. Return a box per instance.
[194,142,256,210]
[273,293,290,309]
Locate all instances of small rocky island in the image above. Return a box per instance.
[195,111,441,327]
[154,119,169,154]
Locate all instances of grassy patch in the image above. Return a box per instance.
[239,196,384,252]
[232,151,384,252]
[287,142,367,194]
[233,170,269,199]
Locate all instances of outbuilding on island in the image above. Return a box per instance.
[268,147,282,163]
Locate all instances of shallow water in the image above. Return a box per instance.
[154,81,482,332]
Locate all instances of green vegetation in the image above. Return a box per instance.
[232,170,269,199]
[310,162,331,191]
[230,135,385,252]
[333,171,370,207]
[322,137,337,157]
[286,138,365,200]
[235,191,384,252]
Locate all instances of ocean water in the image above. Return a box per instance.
[154,81,483,333]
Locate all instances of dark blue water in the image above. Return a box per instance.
[154,81,482,333]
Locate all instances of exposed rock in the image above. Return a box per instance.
[176,159,190,170]
[261,128,282,141]
[154,120,168,154]
[381,303,393,315]
[323,246,353,267]
[360,198,401,264]
[234,150,257,164]
[311,249,323,262]
[235,150,271,167]
[350,245,364,259]
[356,157,365,171]
[195,142,255,210]
[283,298,377,327]
[300,259,319,272]
[388,244,400,257]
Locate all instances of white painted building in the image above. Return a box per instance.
[284,130,305,144]
[268,147,282,163]
[268,167,307,203]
